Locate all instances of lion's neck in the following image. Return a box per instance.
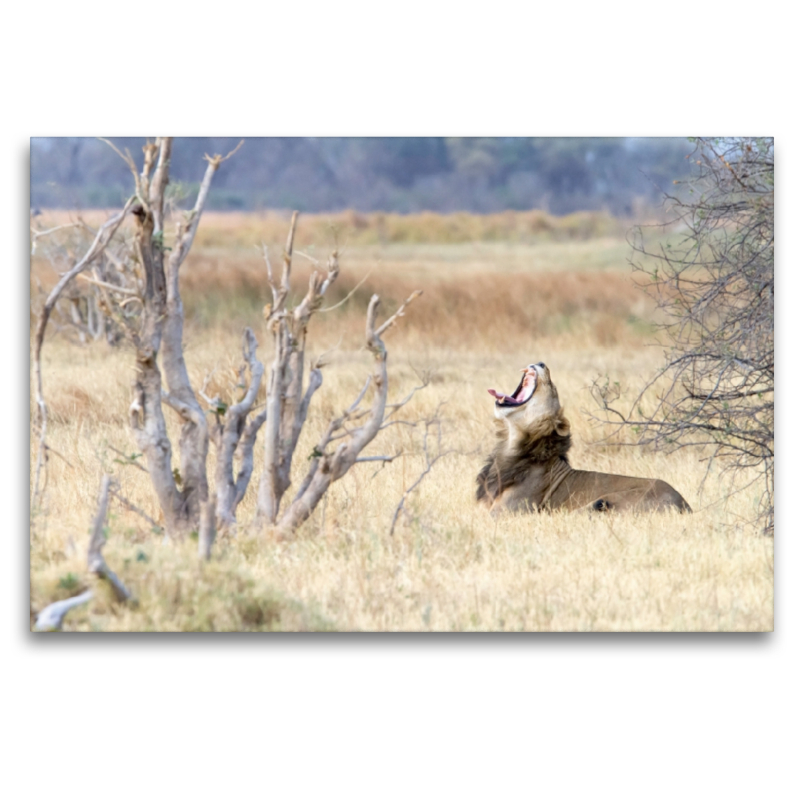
[476,424,573,504]
[501,424,572,464]
[505,422,527,452]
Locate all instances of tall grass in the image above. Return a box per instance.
[29,211,773,631]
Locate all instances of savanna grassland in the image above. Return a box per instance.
[30,209,774,631]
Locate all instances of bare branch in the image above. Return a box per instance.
[389,414,452,536]
[32,198,135,509]
[274,287,423,536]
[384,377,431,421]
[150,137,173,234]
[233,409,267,506]
[206,139,245,164]
[215,328,266,532]
[41,443,75,469]
[162,390,204,426]
[169,140,240,272]
[379,419,418,432]
[87,476,132,603]
[98,137,139,191]
[294,249,320,266]
[107,444,148,473]
[356,453,403,463]
[375,290,423,338]
[30,221,84,255]
[78,273,138,296]
[346,376,373,415]
[109,484,163,533]
[319,269,372,313]
[595,137,774,533]
[282,210,299,293]
[261,243,278,305]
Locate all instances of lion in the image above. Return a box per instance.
[476,362,691,514]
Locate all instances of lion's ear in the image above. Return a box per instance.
[555,416,571,437]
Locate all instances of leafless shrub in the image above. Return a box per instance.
[592,137,773,533]
[33,137,424,557]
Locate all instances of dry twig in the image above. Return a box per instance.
[389,409,453,536]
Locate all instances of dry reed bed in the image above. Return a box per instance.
[33,249,656,351]
[32,208,629,247]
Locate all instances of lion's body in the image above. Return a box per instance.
[477,364,691,515]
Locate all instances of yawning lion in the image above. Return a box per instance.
[477,362,691,514]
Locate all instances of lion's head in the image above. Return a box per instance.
[477,361,572,506]
[488,362,570,442]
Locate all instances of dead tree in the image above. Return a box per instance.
[253,210,423,534]
[124,138,246,555]
[34,137,423,555]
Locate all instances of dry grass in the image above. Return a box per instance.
[33,208,629,248]
[29,212,773,632]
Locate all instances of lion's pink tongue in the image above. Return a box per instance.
[488,389,513,403]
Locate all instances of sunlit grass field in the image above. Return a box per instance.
[29,210,773,631]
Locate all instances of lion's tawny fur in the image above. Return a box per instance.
[477,364,691,514]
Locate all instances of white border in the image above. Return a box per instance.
[6,2,796,797]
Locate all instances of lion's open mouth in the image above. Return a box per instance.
[488,368,537,407]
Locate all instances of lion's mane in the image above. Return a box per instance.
[476,411,572,503]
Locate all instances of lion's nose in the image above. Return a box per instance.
[536,362,546,369]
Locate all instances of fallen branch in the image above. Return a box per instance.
[34,591,94,632]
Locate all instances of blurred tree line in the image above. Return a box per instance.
[31,137,692,215]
